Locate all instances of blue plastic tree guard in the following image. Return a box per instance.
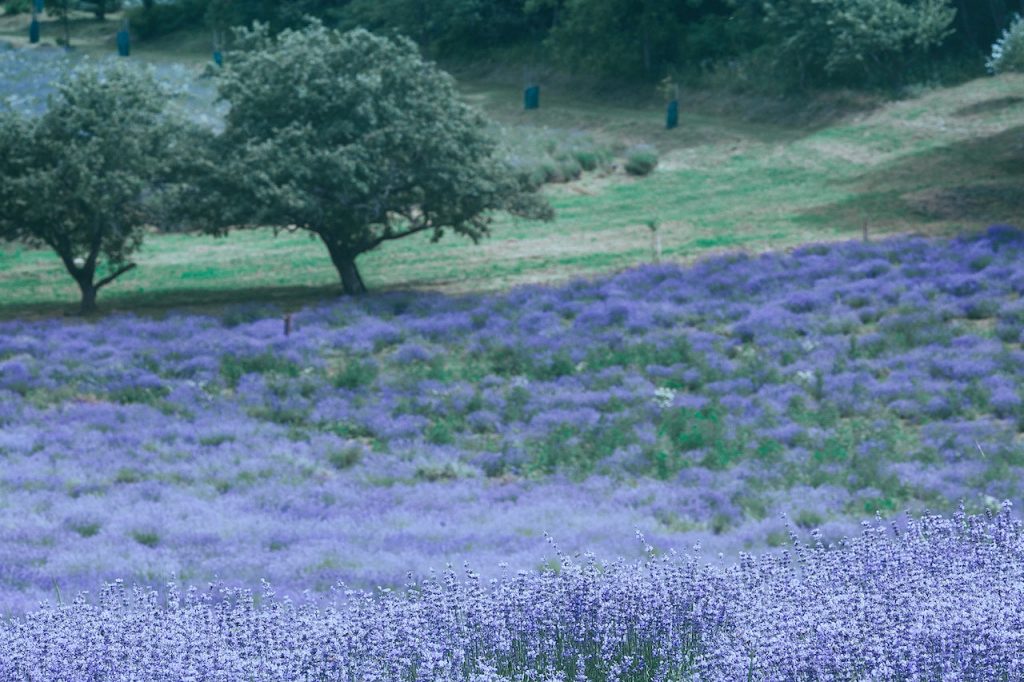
[213,50,223,66]
[524,85,539,110]
[666,99,679,130]
[29,18,40,44]
[117,30,130,57]
[33,0,43,11]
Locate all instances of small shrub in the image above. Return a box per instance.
[795,510,824,529]
[332,358,378,390]
[70,522,101,538]
[426,418,457,445]
[114,468,143,485]
[538,160,564,184]
[555,156,583,182]
[326,445,362,470]
[964,299,1000,320]
[131,531,160,548]
[624,145,659,176]
[573,149,601,171]
[199,434,235,447]
[988,14,1024,74]
[221,353,301,389]
[414,461,468,482]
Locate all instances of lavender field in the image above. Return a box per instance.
[4,228,1024,678]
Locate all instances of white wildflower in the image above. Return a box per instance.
[653,386,677,409]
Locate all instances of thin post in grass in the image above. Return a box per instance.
[283,313,292,337]
[647,219,662,263]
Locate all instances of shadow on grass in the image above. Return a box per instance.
[797,124,1024,234]
[0,283,349,323]
[954,96,1024,117]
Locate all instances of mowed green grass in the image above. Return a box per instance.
[1,16,1022,317]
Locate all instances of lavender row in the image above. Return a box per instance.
[2,505,1021,681]
[2,228,1024,611]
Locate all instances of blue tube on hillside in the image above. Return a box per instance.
[666,99,679,130]
[524,85,539,110]
[117,30,130,57]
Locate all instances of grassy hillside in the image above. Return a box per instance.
[0,15,1022,318]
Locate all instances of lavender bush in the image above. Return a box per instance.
[1,505,1021,680]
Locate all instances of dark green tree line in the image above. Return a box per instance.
[129,0,1014,87]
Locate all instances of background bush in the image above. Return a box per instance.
[624,144,658,176]
[3,0,30,15]
[988,13,1024,74]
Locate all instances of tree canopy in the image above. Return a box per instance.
[0,62,191,314]
[192,21,552,295]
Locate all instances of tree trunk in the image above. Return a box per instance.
[77,279,98,315]
[641,26,652,76]
[322,238,367,295]
[337,257,366,295]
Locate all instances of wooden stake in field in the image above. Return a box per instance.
[647,219,662,263]
[283,314,293,337]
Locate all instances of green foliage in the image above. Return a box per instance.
[129,0,206,39]
[326,445,363,470]
[760,0,957,87]
[624,144,659,177]
[220,353,302,388]
[988,14,1024,74]
[130,530,160,548]
[204,0,336,31]
[0,63,194,313]
[541,0,687,78]
[3,0,30,15]
[188,21,552,295]
[70,521,101,538]
[80,0,121,20]
[45,0,73,45]
[332,358,379,390]
[340,0,532,54]
[528,418,636,475]
[653,402,747,477]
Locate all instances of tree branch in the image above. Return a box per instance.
[94,263,138,290]
[367,221,434,250]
